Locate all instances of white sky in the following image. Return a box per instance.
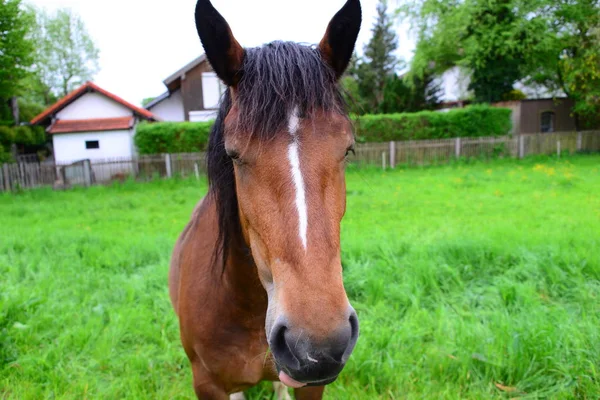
[28,0,415,106]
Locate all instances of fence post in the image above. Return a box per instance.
[3,164,9,191]
[381,152,386,170]
[518,135,525,159]
[577,131,583,151]
[557,140,561,158]
[83,160,92,186]
[389,141,396,169]
[194,162,200,180]
[455,137,461,158]
[165,154,172,178]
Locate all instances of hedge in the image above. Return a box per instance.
[134,121,213,155]
[135,105,512,154]
[354,105,512,142]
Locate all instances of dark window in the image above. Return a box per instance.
[85,140,100,149]
[540,111,555,133]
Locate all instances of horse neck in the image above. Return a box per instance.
[221,238,267,310]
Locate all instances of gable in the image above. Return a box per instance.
[57,92,132,120]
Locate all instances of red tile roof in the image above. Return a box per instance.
[47,117,134,134]
[31,82,157,125]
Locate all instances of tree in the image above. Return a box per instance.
[400,0,600,127]
[0,0,35,124]
[31,7,99,100]
[399,0,544,104]
[356,0,399,112]
[526,0,600,129]
[379,72,441,113]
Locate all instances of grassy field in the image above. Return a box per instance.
[1,154,600,399]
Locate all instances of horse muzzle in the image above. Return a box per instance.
[268,306,359,387]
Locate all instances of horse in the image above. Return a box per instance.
[169,0,362,398]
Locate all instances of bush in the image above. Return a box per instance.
[134,105,512,154]
[354,105,512,142]
[134,122,213,154]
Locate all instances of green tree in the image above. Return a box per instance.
[400,0,600,128]
[356,0,399,112]
[527,0,600,129]
[0,0,35,124]
[379,72,441,113]
[31,7,99,99]
[399,0,544,104]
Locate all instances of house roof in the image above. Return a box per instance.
[144,91,171,110]
[163,54,207,93]
[31,82,158,126]
[47,117,134,134]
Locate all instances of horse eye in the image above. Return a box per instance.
[345,146,355,157]
[226,149,240,160]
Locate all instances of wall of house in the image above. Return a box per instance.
[189,110,218,122]
[492,101,521,134]
[57,92,131,120]
[520,98,576,133]
[201,72,225,110]
[181,61,213,121]
[52,130,134,164]
[148,90,184,121]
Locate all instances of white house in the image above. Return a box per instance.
[31,82,158,180]
[145,54,226,122]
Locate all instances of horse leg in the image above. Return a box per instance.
[294,386,325,400]
[229,393,246,400]
[273,382,292,400]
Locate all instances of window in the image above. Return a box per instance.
[202,72,226,109]
[85,140,100,149]
[540,111,555,133]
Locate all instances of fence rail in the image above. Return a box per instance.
[1,131,599,192]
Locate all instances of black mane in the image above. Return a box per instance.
[206,41,347,272]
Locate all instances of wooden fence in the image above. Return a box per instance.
[1,131,599,192]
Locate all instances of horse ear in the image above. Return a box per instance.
[318,0,362,80]
[195,0,244,86]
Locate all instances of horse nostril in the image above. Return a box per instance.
[342,308,359,363]
[269,319,300,370]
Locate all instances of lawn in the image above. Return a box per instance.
[1,155,599,399]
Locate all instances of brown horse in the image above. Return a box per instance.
[169,0,362,398]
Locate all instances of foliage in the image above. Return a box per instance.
[355,105,511,142]
[350,0,400,113]
[400,0,600,126]
[502,89,527,101]
[0,0,36,123]
[0,124,45,162]
[30,7,100,99]
[379,72,441,114]
[527,0,600,129]
[1,155,600,398]
[141,97,156,107]
[399,0,545,104]
[134,106,511,154]
[134,121,213,154]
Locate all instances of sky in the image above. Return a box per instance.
[28,0,415,106]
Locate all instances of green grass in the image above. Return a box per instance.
[1,154,600,399]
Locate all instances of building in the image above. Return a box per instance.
[30,82,158,180]
[145,55,226,122]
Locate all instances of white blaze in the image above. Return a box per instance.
[287,107,307,250]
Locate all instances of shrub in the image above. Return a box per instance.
[134,122,213,154]
[134,105,512,154]
[354,105,512,142]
